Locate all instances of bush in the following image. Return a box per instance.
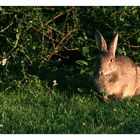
[0,7,140,90]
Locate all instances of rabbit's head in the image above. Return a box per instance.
[95,30,118,76]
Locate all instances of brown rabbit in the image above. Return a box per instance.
[94,30,140,100]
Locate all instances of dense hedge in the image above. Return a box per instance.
[0,7,140,90]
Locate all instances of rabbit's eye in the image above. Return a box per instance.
[109,58,114,62]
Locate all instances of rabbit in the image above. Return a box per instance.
[94,30,140,100]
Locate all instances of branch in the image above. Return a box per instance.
[44,8,74,26]
[47,28,78,61]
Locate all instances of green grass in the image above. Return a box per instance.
[1,70,140,134]
[1,7,140,134]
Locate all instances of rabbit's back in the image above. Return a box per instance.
[136,66,140,94]
[115,56,136,77]
[115,55,136,70]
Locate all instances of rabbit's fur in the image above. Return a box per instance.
[94,30,140,99]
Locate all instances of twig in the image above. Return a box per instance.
[57,28,77,48]
[64,48,79,51]
[32,25,64,36]
[47,25,64,36]
[44,8,74,26]
[125,30,140,42]
[45,12,64,26]
[128,45,140,48]
[14,33,20,48]
[0,21,13,32]
[47,28,78,61]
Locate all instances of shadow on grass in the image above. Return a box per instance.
[116,120,140,134]
[28,62,101,99]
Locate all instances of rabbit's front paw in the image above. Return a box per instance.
[115,93,123,99]
[103,95,110,102]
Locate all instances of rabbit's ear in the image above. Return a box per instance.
[95,30,107,53]
[109,33,118,57]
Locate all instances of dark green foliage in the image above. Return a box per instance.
[0,7,140,134]
[0,7,140,81]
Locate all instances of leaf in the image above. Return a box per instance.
[76,60,88,66]
[137,37,140,43]
[0,7,2,11]
[83,32,88,40]
[82,47,89,56]
[123,23,131,27]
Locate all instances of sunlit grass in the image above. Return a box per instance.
[0,75,140,134]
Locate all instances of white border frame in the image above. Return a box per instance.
[0,0,140,6]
